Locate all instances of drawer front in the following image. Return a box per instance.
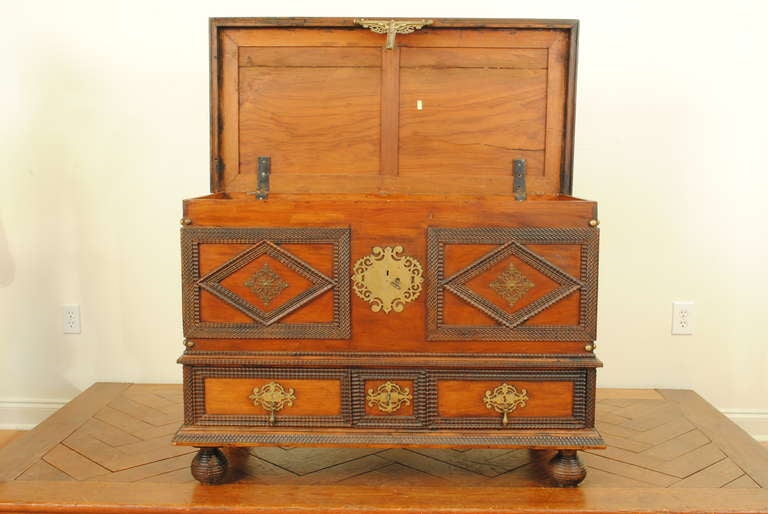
[351,370,428,428]
[185,366,592,430]
[430,369,589,429]
[182,227,351,339]
[190,368,351,427]
[426,227,598,342]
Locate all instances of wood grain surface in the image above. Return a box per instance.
[182,193,597,355]
[214,24,575,195]
[1,384,767,513]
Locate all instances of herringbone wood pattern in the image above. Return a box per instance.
[4,385,766,489]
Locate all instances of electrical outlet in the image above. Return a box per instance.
[63,304,81,334]
[672,301,694,335]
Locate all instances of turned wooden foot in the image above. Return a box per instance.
[549,449,586,487]
[191,447,228,485]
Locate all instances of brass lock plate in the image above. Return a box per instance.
[352,246,424,313]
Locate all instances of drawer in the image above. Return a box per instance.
[351,370,428,428]
[184,366,593,431]
[430,369,590,429]
[189,368,351,427]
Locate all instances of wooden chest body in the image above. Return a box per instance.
[175,18,603,486]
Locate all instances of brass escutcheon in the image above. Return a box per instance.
[248,381,296,426]
[366,381,413,414]
[352,246,424,314]
[483,383,529,426]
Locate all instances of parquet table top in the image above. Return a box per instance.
[1,383,766,513]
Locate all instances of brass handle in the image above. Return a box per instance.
[367,381,413,414]
[483,383,529,426]
[249,381,296,426]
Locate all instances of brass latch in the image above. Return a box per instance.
[354,19,433,49]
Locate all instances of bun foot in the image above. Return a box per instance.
[549,449,586,487]
[191,447,228,485]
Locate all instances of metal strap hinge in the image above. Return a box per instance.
[513,159,527,201]
[255,156,270,200]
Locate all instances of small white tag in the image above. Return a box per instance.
[416,100,423,111]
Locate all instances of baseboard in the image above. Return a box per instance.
[0,399,68,430]
[722,409,768,442]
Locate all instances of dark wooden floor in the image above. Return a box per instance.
[0,383,766,513]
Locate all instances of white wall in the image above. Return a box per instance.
[1,0,767,434]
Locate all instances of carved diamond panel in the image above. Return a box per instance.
[182,227,350,339]
[426,227,598,341]
[198,240,334,326]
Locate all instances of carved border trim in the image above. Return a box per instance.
[351,370,429,428]
[182,227,351,339]
[191,367,352,427]
[178,352,604,369]
[426,227,598,341]
[427,368,588,429]
[173,428,605,449]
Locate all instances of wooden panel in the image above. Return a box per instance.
[239,47,381,67]
[225,27,385,47]
[214,24,577,195]
[363,380,414,417]
[400,47,548,69]
[437,380,573,418]
[427,226,596,342]
[183,227,350,340]
[399,68,547,176]
[237,66,381,178]
[205,378,341,416]
[183,194,597,354]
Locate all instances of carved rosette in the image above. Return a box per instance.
[352,246,424,314]
[366,381,413,414]
[248,381,296,425]
[483,383,529,426]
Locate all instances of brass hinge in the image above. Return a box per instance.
[354,19,433,49]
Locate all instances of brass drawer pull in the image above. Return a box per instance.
[483,383,529,426]
[367,381,412,414]
[249,381,296,425]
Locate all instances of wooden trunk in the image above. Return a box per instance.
[175,17,603,487]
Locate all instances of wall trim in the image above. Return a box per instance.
[0,399,68,430]
[722,409,768,442]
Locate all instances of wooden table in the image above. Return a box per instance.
[1,383,766,513]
